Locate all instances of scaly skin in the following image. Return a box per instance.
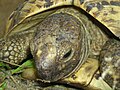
[100,39,120,90]
[0,7,119,89]
[0,32,33,64]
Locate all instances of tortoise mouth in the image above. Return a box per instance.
[35,58,82,82]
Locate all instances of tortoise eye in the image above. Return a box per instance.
[63,49,72,59]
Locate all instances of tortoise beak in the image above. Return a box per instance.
[33,48,64,82]
[35,58,65,82]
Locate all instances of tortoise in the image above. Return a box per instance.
[0,0,120,90]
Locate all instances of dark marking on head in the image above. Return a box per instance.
[56,36,65,42]
[96,2,103,10]
[101,1,110,5]
[36,4,42,8]
[79,0,84,5]
[45,0,53,7]
[29,0,36,3]
[110,1,120,6]
[22,9,31,13]
[86,3,95,12]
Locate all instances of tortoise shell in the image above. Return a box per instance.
[5,0,120,38]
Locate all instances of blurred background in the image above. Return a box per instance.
[0,0,24,38]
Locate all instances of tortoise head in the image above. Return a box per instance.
[30,13,85,82]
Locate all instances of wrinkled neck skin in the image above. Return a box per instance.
[30,11,89,82]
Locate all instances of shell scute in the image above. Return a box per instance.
[6,0,120,38]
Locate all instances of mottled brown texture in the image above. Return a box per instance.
[0,0,120,90]
[100,39,120,90]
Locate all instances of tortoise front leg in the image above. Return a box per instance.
[0,33,32,65]
[62,58,99,89]
[100,39,120,90]
[61,58,113,90]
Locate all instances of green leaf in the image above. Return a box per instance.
[0,62,11,69]
[11,59,35,74]
[0,82,7,90]
[0,62,6,67]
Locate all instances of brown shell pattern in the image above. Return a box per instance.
[6,0,120,38]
